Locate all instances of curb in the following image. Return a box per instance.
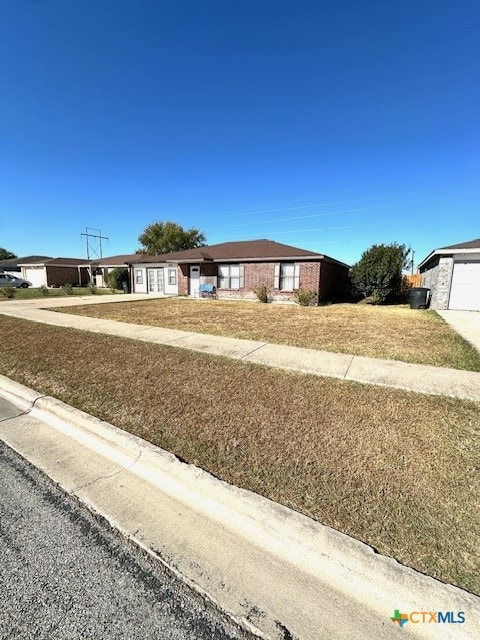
[0,374,479,640]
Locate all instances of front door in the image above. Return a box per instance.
[147,268,164,294]
[189,265,200,297]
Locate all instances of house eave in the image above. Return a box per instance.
[418,247,480,270]
[129,255,347,265]
[17,263,47,268]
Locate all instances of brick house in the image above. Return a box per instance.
[418,237,480,311]
[19,258,91,288]
[129,239,349,302]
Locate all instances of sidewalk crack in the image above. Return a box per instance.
[0,394,48,423]
[343,355,355,380]
[240,343,267,360]
[73,449,143,492]
[162,332,198,343]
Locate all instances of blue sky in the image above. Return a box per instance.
[0,0,478,267]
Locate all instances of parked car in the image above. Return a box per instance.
[0,273,32,288]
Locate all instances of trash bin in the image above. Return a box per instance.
[409,287,430,309]
[122,281,129,294]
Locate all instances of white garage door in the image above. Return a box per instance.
[448,261,480,311]
[23,267,47,288]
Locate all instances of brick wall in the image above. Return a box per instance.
[178,265,189,295]
[217,262,322,302]
[46,266,88,287]
[298,262,321,291]
[244,263,275,294]
[318,260,349,302]
[177,259,347,302]
[200,263,217,287]
[244,262,294,301]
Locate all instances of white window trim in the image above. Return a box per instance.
[275,263,300,291]
[218,263,245,290]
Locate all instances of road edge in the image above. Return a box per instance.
[0,374,478,640]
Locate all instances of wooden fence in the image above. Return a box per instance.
[405,274,421,287]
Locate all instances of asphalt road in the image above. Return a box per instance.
[0,399,254,640]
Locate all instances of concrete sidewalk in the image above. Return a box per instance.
[1,296,480,402]
[1,375,478,640]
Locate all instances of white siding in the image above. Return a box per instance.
[163,264,179,295]
[133,267,148,293]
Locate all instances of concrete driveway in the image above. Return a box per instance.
[437,310,480,353]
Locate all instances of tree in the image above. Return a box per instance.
[108,267,129,290]
[350,243,410,304]
[0,248,17,260]
[138,221,206,255]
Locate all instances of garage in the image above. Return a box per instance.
[448,260,480,311]
[418,238,480,311]
[22,266,47,288]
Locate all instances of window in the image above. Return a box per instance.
[280,263,295,290]
[168,269,177,285]
[218,264,244,289]
[135,269,143,284]
[274,263,300,291]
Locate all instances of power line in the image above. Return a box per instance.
[207,214,454,239]
[81,227,109,260]
[204,194,457,231]
[199,186,454,222]
[189,169,476,221]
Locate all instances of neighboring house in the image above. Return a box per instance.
[86,254,140,288]
[128,239,349,302]
[418,237,480,311]
[0,255,52,277]
[19,257,91,287]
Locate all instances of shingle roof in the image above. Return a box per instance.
[18,257,91,267]
[88,254,141,266]
[439,238,480,250]
[48,257,92,266]
[0,255,52,268]
[130,239,338,264]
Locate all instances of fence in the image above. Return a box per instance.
[405,274,421,287]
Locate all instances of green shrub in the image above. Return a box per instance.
[253,284,271,303]
[40,285,50,296]
[108,267,129,290]
[350,243,409,304]
[0,285,16,299]
[294,288,318,306]
[88,283,98,295]
[61,283,73,295]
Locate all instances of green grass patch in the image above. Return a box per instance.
[5,286,120,300]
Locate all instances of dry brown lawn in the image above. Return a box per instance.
[56,298,480,371]
[0,314,478,595]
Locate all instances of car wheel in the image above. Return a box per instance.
[21,283,29,288]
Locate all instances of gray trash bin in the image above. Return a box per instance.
[410,287,430,309]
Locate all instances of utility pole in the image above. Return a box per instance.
[81,227,109,260]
